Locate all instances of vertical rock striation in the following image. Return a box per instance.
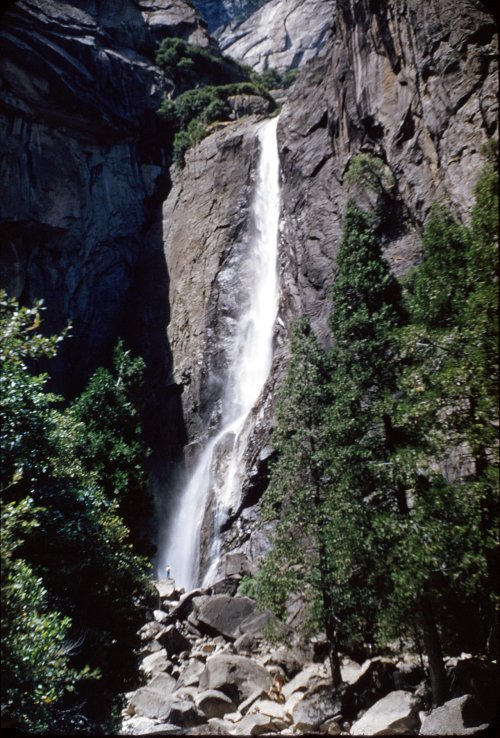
[278,0,498,343]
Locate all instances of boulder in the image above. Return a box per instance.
[167,699,205,728]
[193,595,257,639]
[350,690,421,735]
[153,609,169,625]
[254,698,291,726]
[189,723,230,735]
[154,579,176,601]
[157,625,191,657]
[342,658,398,720]
[127,673,177,720]
[291,687,343,733]
[199,654,272,704]
[341,658,363,685]
[140,649,170,677]
[263,646,308,677]
[177,658,205,688]
[233,711,277,735]
[234,632,257,654]
[394,661,425,689]
[238,689,269,715]
[419,695,491,736]
[138,621,164,643]
[282,663,329,699]
[167,589,206,624]
[448,657,499,720]
[239,610,276,639]
[196,689,237,718]
[120,716,182,735]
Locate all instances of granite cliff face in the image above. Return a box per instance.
[277,0,498,343]
[193,0,335,72]
[1,0,497,577]
[162,0,497,575]
[0,0,214,477]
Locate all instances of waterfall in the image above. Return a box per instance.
[160,116,280,591]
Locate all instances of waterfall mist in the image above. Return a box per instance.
[159,117,280,590]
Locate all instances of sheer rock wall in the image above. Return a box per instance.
[163,0,497,574]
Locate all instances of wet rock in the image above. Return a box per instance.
[419,695,491,736]
[199,654,272,704]
[195,689,237,718]
[350,690,421,735]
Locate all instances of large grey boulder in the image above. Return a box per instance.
[195,689,237,718]
[199,654,272,704]
[157,625,191,657]
[291,687,342,733]
[127,673,177,720]
[419,695,491,736]
[140,649,170,678]
[350,690,421,735]
[193,595,257,639]
[341,658,398,719]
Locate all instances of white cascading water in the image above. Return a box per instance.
[161,117,280,591]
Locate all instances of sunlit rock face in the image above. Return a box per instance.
[193,0,336,72]
[161,0,497,575]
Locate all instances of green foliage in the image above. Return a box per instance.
[254,155,498,696]
[1,498,96,733]
[411,205,469,328]
[69,341,154,556]
[344,153,395,196]
[156,37,275,167]
[0,292,155,732]
[155,37,246,91]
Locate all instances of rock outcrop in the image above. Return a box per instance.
[216,0,335,73]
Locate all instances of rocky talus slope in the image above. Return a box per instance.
[120,578,497,735]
